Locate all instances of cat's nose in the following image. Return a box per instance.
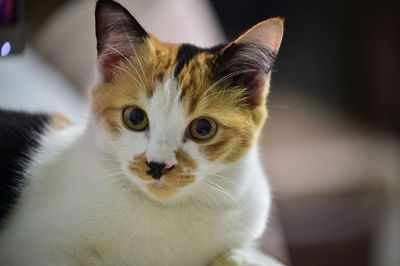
[146,161,174,180]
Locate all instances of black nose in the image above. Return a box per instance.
[146,161,166,180]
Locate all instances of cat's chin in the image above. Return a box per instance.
[126,176,185,202]
[145,181,181,201]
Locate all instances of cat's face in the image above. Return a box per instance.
[92,0,283,202]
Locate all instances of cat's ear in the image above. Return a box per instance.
[95,0,148,82]
[215,18,284,105]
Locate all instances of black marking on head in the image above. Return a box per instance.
[0,110,50,222]
[174,43,226,77]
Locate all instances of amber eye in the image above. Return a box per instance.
[188,117,217,141]
[122,107,148,131]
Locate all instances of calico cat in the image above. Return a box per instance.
[0,0,284,265]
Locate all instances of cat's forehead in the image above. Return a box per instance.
[173,43,225,78]
[146,38,224,90]
[125,38,237,116]
[149,39,243,114]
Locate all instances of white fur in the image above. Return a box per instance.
[0,77,282,266]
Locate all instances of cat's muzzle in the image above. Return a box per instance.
[146,161,174,180]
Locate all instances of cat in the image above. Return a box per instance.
[0,0,284,265]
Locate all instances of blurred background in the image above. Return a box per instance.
[1,0,399,265]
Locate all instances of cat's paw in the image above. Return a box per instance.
[209,254,259,266]
[209,251,284,266]
[209,247,285,266]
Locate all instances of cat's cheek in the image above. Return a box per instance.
[179,141,216,183]
[114,130,149,168]
[180,141,203,168]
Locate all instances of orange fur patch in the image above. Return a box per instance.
[146,183,180,201]
[48,113,73,131]
[175,149,197,170]
[128,153,152,182]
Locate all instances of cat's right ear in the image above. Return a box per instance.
[95,0,148,82]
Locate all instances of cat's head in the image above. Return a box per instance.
[92,0,283,202]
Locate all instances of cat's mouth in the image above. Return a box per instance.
[142,171,196,200]
[126,151,198,200]
[127,155,197,201]
[145,180,180,201]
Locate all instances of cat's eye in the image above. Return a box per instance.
[122,107,148,131]
[188,117,218,142]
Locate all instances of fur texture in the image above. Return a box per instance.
[0,0,284,265]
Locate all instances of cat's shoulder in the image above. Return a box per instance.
[0,109,74,221]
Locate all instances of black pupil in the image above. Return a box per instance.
[129,109,144,126]
[196,119,211,136]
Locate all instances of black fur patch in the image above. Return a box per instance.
[0,110,50,221]
[174,43,226,77]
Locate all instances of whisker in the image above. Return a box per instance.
[118,18,147,88]
[113,65,143,88]
[202,69,260,97]
[200,182,230,206]
[106,44,147,90]
[196,184,220,206]
[201,179,239,207]
[209,173,237,187]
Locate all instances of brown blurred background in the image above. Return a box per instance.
[1,0,400,265]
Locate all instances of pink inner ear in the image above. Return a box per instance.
[236,18,284,52]
[246,73,266,105]
[99,53,124,82]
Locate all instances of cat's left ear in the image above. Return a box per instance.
[215,18,284,105]
[95,0,148,82]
